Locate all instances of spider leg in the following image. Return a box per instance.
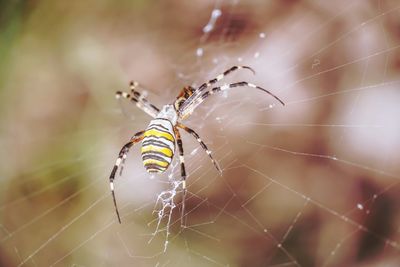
[118,133,145,176]
[212,81,284,104]
[129,81,161,113]
[179,82,284,119]
[177,123,222,174]
[109,130,144,223]
[174,128,187,225]
[197,65,255,92]
[116,81,160,118]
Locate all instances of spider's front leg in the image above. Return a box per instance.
[178,66,284,119]
[180,81,285,119]
[200,82,285,108]
[197,65,255,92]
[109,130,144,223]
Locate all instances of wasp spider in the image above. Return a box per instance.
[109,66,284,223]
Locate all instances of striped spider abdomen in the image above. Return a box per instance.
[141,118,176,173]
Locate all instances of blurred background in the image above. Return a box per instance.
[1,0,400,266]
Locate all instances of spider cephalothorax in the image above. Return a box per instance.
[110,66,284,223]
[174,86,196,112]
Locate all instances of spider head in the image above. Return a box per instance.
[174,86,195,111]
[174,99,185,112]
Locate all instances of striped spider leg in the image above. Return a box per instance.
[173,123,221,224]
[178,66,285,119]
[178,66,255,115]
[174,127,187,224]
[197,65,255,93]
[193,81,285,113]
[116,81,160,118]
[177,123,221,174]
[109,131,145,223]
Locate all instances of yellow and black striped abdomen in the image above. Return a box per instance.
[141,119,175,173]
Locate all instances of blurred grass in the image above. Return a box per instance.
[0,0,23,95]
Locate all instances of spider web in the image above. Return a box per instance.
[1,0,400,266]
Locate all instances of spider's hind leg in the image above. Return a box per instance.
[177,123,222,174]
[109,130,144,223]
[174,128,187,225]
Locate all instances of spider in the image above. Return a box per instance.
[109,65,285,223]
